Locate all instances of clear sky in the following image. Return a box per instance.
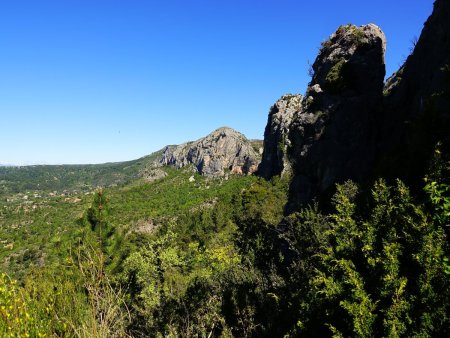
[0,0,434,165]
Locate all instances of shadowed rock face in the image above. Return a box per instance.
[258,94,302,179]
[384,0,450,117]
[378,0,450,185]
[160,127,261,177]
[287,24,386,208]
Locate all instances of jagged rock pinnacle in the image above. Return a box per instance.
[258,94,302,179]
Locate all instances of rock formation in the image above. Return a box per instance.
[140,167,168,182]
[258,0,450,210]
[377,0,450,185]
[258,94,302,179]
[287,24,386,207]
[160,127,261,177]
[383,0,449,118]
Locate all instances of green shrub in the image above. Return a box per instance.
[0,273,55,337]
[324,58,349,93]
[300,180,450,336]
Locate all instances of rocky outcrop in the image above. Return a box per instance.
[258,94,302,179]
[140,168,168,182]
[383,0,450,117]
[263,0,450,210]
[286,24,386,208]
[377,0,450,186]
[160,127,261,177]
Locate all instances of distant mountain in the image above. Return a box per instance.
[0,127,262,194]
[0,157,153,195]
[160,127,262,177]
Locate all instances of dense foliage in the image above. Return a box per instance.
[1,158,450,336]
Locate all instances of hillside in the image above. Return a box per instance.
[0,126,263,283]
[0,165,260,280]
[0,152,161,195]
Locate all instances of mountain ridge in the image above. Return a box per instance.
[0,127,262,194]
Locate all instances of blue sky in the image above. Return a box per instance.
[0,0,434,165]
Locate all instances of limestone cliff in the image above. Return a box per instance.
[160,127,261,177]
[258,94,302,179]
